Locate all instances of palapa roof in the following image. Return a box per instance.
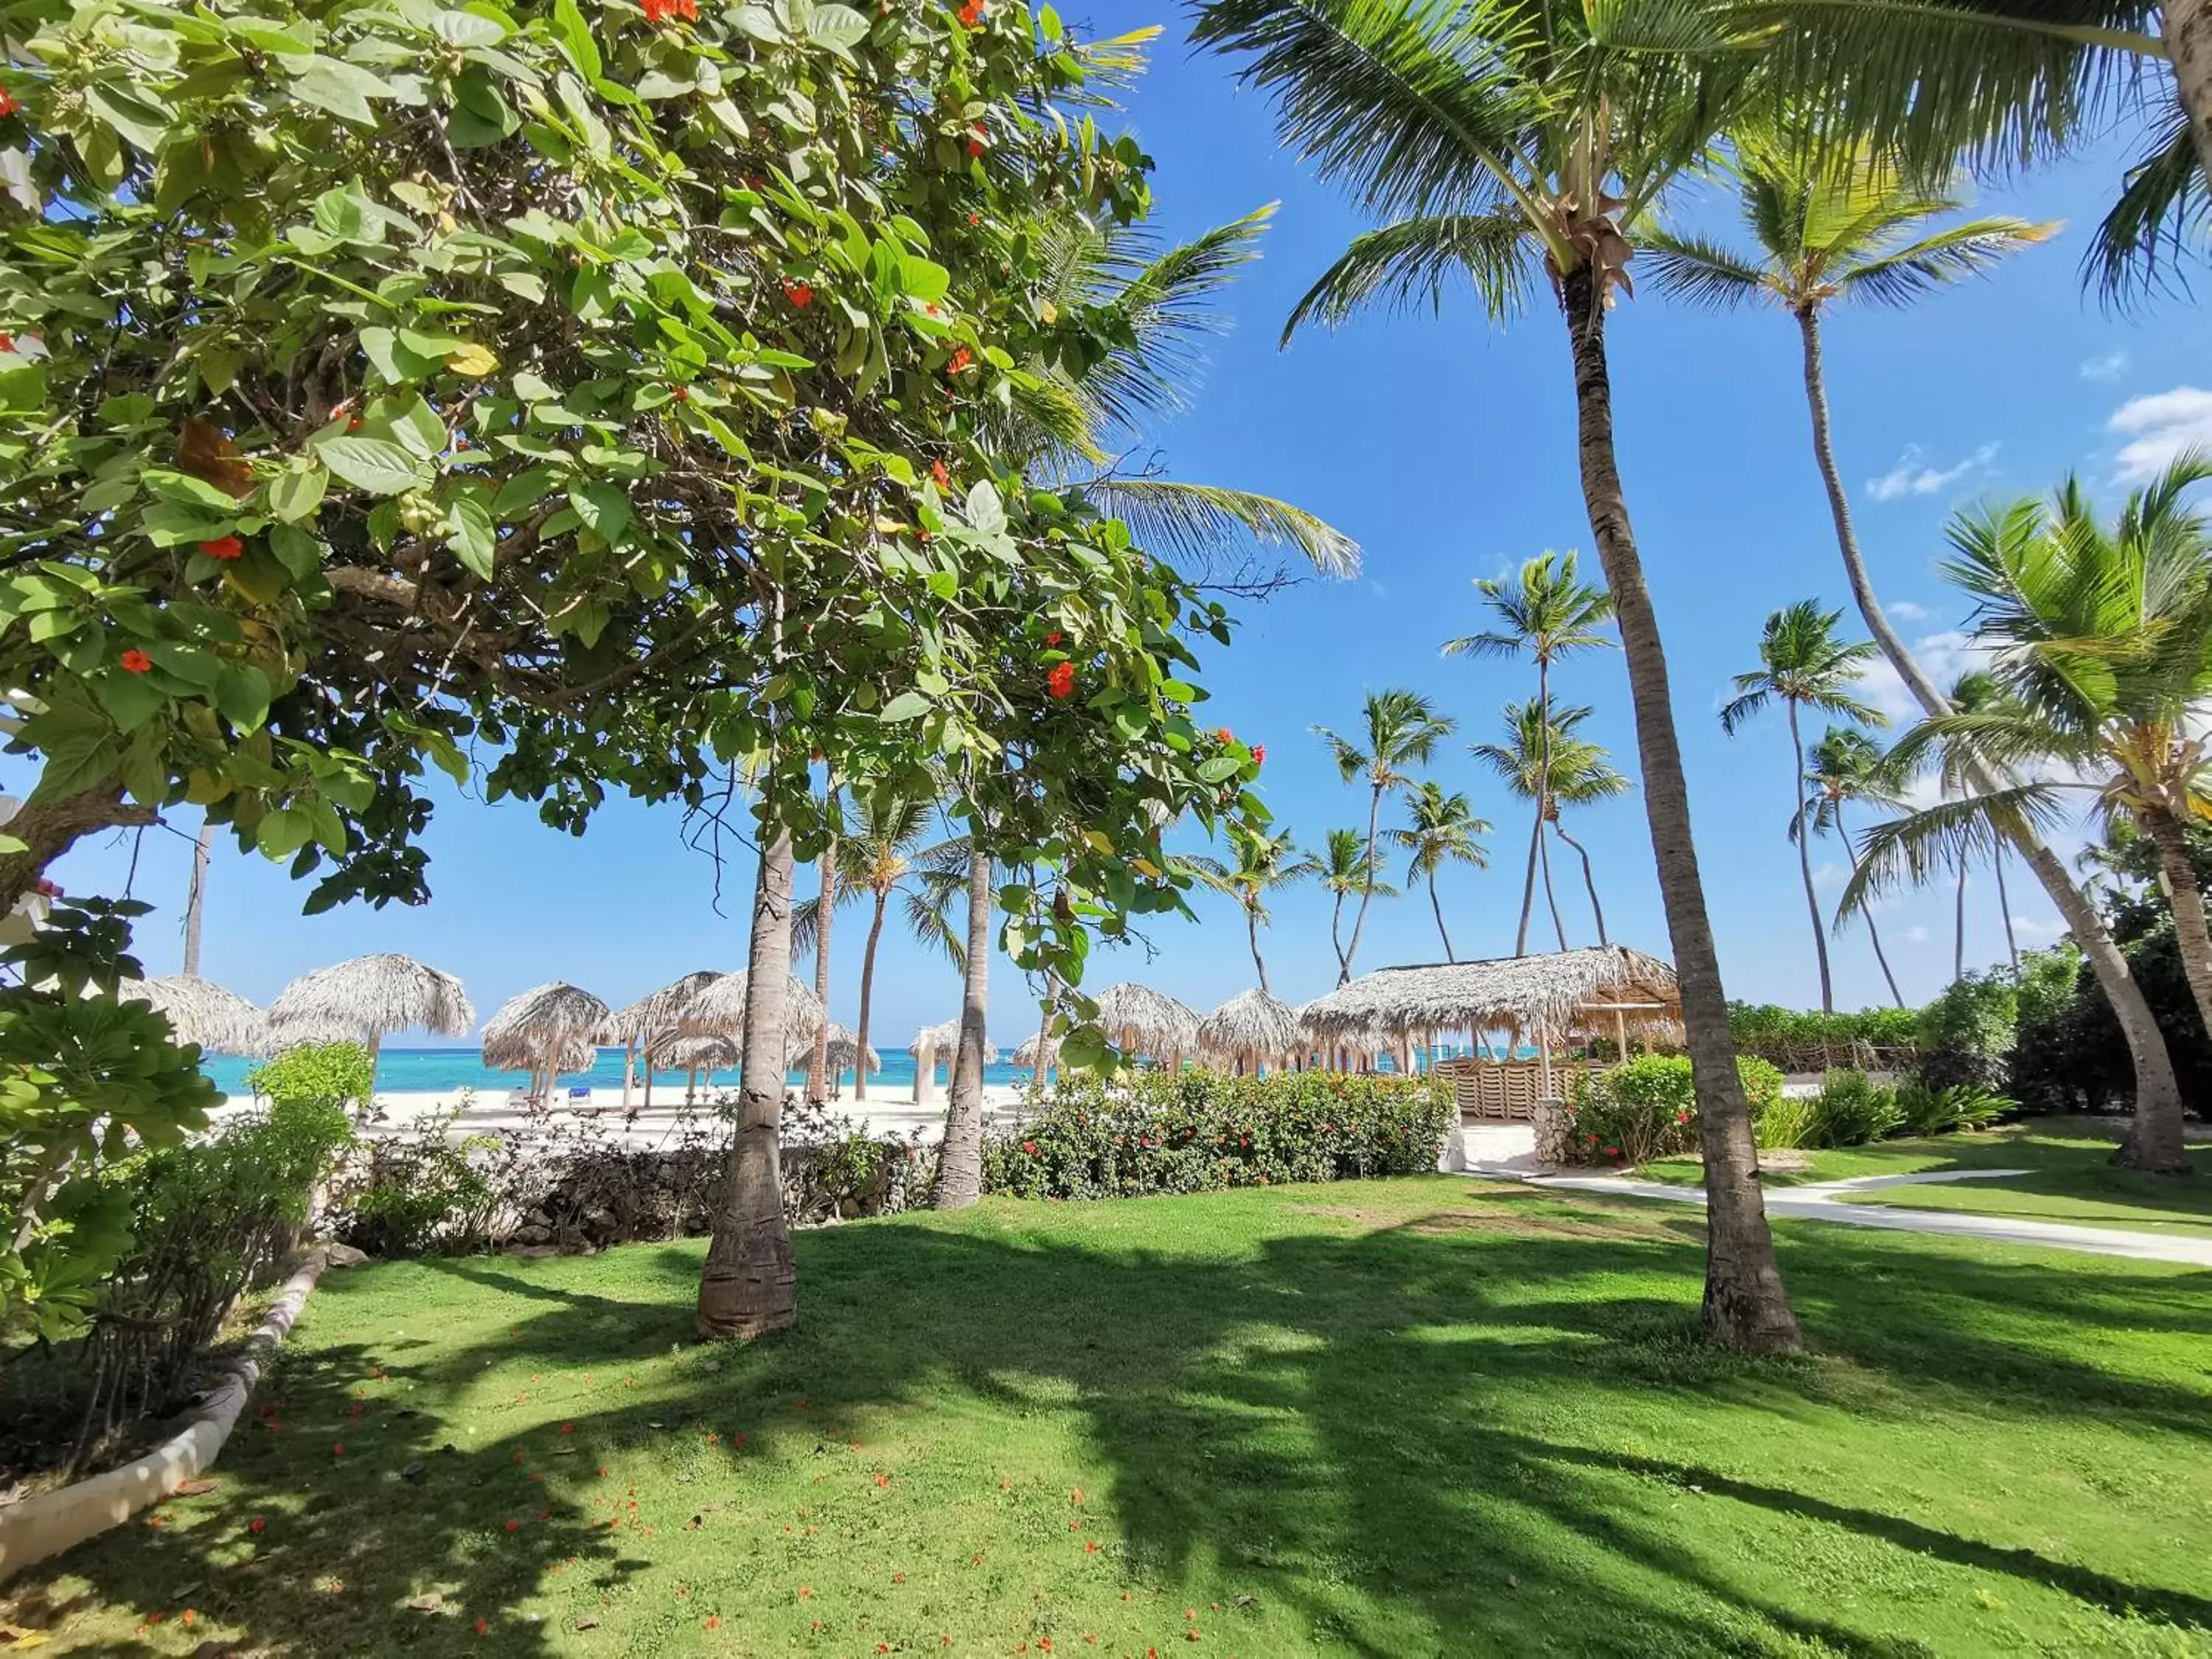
[675,972,826,1048]
[1010,1031,1057,1067]
[654,1033,744,1073]
[1299,946,1679,1041]
[480,982,611,1073]
[486,1034,599,1077]
[122,973,269,1057]
[824,1023,882,1075]
[270,952,474,1041]
[1197,988,1304,1062]
[602,970,723,1041]
[910,1018,998,1058]
[1093,982,1200,1059]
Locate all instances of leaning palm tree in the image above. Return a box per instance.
[1443,549,1614,953]
[1388,782,1491,961]
[1293,827,1398,981]
[1843,458,2212,1173]
[1187,825,1312,993]
[1946,672,2023,973]
[1722,602,1888,1015]
[1314,689,1454,982]
[1471,700,1624,950]
[1798,726,1909,1007]
[1192,0,1802,1350]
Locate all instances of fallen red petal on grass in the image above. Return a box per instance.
[706,1615,721,1630]
[798,1587,812,1600]
[1085,1540,1099,1554]
[875,1472,891,1487]
[1072,1487,1083,1504]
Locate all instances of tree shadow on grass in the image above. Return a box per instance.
[18,1183,2212,1656]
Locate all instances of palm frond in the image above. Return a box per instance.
[1281,212,1534,341]
[2085,96,2206,310]
[1086,476,1360,577]
[1835,779,2079,922]
[1834,213,2062,306]
[1635,225,1775,310]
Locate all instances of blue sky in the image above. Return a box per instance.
[46,23,2212,1053]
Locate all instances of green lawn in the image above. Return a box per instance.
[10,1178,2212,1656]
[1644,1119,2212,1239]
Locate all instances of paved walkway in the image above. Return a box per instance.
[1450,1127,2212,1267]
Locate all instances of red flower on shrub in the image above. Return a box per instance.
[249,1517,266,1534]
[505,1517,521,1532]
[1251,744,1265,765]
[957,0,985,21]
[946,347,973,375]
[1045,630,1063,645]
[931,459,950,489]
[1046,661,1075,700]
[0,90,17,119]
[1675,1110,1691,1124]
[121,649,153,674]
[198,535,243,560]
[784,281,814,307]
[1604,1146,1620,1158]
[1022,1140,1037,1154]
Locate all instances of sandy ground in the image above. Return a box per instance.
[212,1083,1037,1147]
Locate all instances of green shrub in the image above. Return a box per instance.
[247,1041,375,1116]
[1565,1055,1787,1166]
[983,1070,1453,1200]
[1915,972,2018,1091]
[1753,1091,1816,1151]
[330,1104,502,1256]
[1809,1071,1905,1147]
[1727,1003,1919,1065]
[1895,1082,2014,1137]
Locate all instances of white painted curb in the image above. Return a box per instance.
[0,1245,335,1582]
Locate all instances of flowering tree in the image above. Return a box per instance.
[0,0,1262,1338]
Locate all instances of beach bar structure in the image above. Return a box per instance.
[1297,946,1680,1120]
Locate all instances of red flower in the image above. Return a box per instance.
[957,0,985,22]
[332,1443,344,1457]
[505,1517,521,1532]
[784,281,814,307]
[676,0,698,13]
[560,1422,574,1435]
[1085,1539,1099,1553]
[673,386,690,402]
[1045,630,1063,645]
[120,649,153,674]
[967,212,981,226]
[0,332,13,352]
[931,459,950,488]
[249,1517,266,1534]
[476,1618,490,1636]
[1022,1140,1037,1154]
[1216,728,1232,742]
[946,347,973,376]
[1046,661,1075,700]
[0,90,16,118]
[1604,1146,1620,1157]
[967,138,984,158]
[875,1471,891,1487]
[1251,744,1265,765]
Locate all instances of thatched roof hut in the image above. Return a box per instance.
[1300,947,1680,1046]
[654,1033,743,1074]
[602,970,723,1043]
[269,953,474,1062]
[909,1017,998,1104]
[1093,982,1200,1062]
[481,982,610,1093]
[824,1023,880,1077]
[677,972,826,1053]
[1198,988,1304,1070]
[1010,1031,1057,1068]
[122,973,269,1057]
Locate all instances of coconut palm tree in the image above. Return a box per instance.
[792,793,955,1102]
[1924,669,2031,979]
[1190,0,1803,1351]
[1388,782,1491,961]
[1188,826,1312,992]
[1472,700,1625,950]
[1798,727,1909,1006]
[1844,458,2212,1173]
[1444,550,1615,954]
[1293,827,1399,981]
[1722,602,1888,1014]
[1314,689,1454,983]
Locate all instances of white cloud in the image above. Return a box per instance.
[2014,914,2072,940]
[1888,599,1930,622]
[1902,925,1931,945]
[1860,629,1992,727]
[1812,862,1845,890]
[1866,443,1999,504]
[2080,350,2129,383]
[2109,386,2212,483]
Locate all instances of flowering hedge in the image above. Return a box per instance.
[983,1069,1453,1200]
[1563,1055,1786,1167]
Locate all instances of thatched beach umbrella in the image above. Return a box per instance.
[121,973,269,1058]
[678,972,826,1054]
[1198,988,1304,1075]
[822,1023,880,1097]
[1093,982,1200,1071]
[481,981,610,1105]
[1010,1030,1057,1070]
[269,953,474,1077]
[909,1018,998,1105]
[650,1032,744,1103]
[602,970,724,1107]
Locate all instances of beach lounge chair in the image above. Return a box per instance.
[567,1085,592,1103]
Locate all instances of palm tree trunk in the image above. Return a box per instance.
[1787,700,1835,1014]
[1953,856,1968,982]
[2168,0,2212,192]
[1247,904,1271,991]
[853,891,888,1102]
[1515,658,1551,956]
[1342,782,1384,983]
[183,815,213,976]
[1427,869,1455,961]
[696,830,799,1340]
[1514,804,1543,957]
[1554,821,1608,947]
[1329,890,1349,980]
[935,846,994,1208]
[1033,966,1059,1088]
[1537,811,1569,951]
[1994,847,2020,970]
[1795,305,2191,1173]
[1565,268,1799,1355]
[2146,807,2212,1050]
[805,818,835,1102]
[1834,801,1903,1006]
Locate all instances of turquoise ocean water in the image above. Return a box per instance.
[199,1045,1034,1099]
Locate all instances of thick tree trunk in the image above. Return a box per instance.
[696,831,799,1340]
[2168,0,2212,194]
[1787,703,1834,1013]
[1555,821,1609,946]
[1342,782,1384,984]
[852,892,888,1102]
[1564,268,1799,1354]
[1994,848,2020,970]
[1795,305,2190,1171]
[0,784,157,916]
[1834,803,1903,1006]
[1247,905,1271,991]
[1427,869,1455,960]
[183,816,213,976]
[805,816,835,1102]
[2147,807,2212,1057]
[935,847,994,1208]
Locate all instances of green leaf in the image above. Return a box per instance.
[964,480,1005,535]
[808,3,870,49]
[289,55,389,125]
[142,468,244,512]
[389,395,448,460]
[358,325,444,384]
[257,805,316,860]
[140,503,232,547]
[879,690,933,722]
[268,466,328,524]
[86,84,172,152]
[899,254,950,302]
[446,493,495,579]
[1196,757,1240,784]
[568,483,630,542]
[214,663,272,733]
[313,435,424,496]
[432,7,507,46]
[551,0,604,79]
[147,641,221,687]
[493,467,562,517]
[512,369,560,403]
[97,670,166,734]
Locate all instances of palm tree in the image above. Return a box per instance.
[1944,671,2023,974]
[1722,602,1888,1014]
[1189,826,1312,992]
[1314,689,1454,982]
[1472,700,1626,950]
[1389,783,1491,961]
[1294,827,1398,981]
[1798,727,1907,1007]
[1843,458,2212,1173]
[1191,0,1804,1352]
[792,793,956,1102]
[1443,550,1615,954]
